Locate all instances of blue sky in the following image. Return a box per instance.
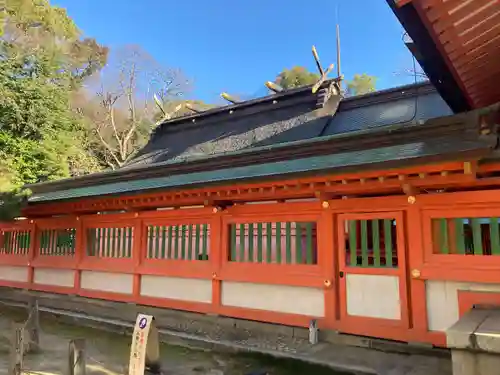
[53,0,419,103]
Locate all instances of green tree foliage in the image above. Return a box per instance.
[0,164,30,221]
[0,0,106,219]
[275,66,320,89]
[275,67,378,97]
[346,73,377,96]
[1,0,108,85]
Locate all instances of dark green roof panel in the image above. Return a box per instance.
[29,136,493,203]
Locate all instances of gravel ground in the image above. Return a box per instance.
[0,307,349,375]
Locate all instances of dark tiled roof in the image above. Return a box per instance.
[29,134,493,203]
[26,81,472,204]
[127,97,329,167]
[323,90,451,136]
[126,81,451,168]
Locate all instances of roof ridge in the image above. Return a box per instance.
[152,80,333,136]
[152,80,435,136]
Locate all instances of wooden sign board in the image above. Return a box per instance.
[128,314,161,375]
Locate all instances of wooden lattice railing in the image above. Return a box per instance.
[0,227,31,256]
[228,221,318,265]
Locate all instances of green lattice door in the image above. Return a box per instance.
[337,211,409,330]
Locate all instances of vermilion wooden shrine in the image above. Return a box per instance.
[1,0,499,349]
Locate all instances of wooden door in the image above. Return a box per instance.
[336,211,410,338]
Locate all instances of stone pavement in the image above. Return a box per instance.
[154,325,452,375]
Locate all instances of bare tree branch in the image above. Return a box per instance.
[94,126,123,168]
[77,44,191,170]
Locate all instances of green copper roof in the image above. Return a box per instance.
[28,136,493,203]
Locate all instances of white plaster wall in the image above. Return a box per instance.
[140,275,212,303]
[346,274,401,320]
[34,268,74,288]
[80,271,133,294]
[426,280,500,332]
[221,281,324,316]
[0,265,28,283]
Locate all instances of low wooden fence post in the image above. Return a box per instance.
[9,323,24,375]
[69,338,86,375]
[26,299,40,352]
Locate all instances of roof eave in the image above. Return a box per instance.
[26,108,482,196]
[387,0,471,114]
[26,144,494,206]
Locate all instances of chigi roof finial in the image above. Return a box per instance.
[311,23,343,94]
[311,46,335,94]
[336,23,343,90]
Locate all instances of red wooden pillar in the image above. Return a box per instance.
[0,227,4,253]
[405,203,429,336]
[210,209,223,313]
[27,220,37,288]
[318,207,336,329]
[74,216,85,293]
[132,214,144,300]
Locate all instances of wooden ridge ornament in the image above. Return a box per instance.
[220,92,240,104]
[129,314,161,375]
[311,27,343,95]
[311,46,325,76]
[311,63,335,94]
[185,103,203,114]
[311,44,340,94]
[265,81,284,93]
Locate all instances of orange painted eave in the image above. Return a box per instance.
[392,0,500,109]
[394,0,413,6]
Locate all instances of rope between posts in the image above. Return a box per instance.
[87,354,106,367]
[18,339,92,375]
[18,357,113,375]
[1,302,42,375]
[87,356,128,375]
[0,304,37,341]
[22,306,35,330]
[18,369,49,375]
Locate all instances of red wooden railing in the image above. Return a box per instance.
[0,203,325,328]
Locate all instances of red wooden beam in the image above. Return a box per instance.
[21,161,482,217]
[413,0,476,108]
